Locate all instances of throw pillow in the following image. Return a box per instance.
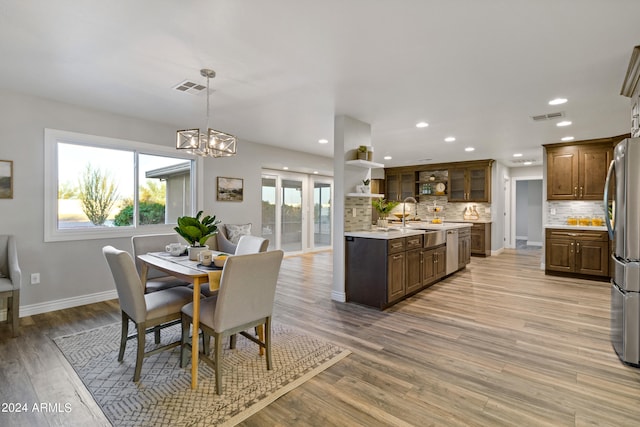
[225,223,252,244]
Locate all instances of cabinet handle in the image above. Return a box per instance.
[576,242,580,254]
[393,255,402,260]
[579,186,583,198]
[573,186,578,198]
[570,242,574,253]
[391,243,403,249]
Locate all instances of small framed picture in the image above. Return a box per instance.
[0,160,13,199]
[217,177,243,202]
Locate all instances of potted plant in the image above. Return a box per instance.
[174,210,221,260]
[372,198,399,227]
[358,179,371,193]
[357,145,368,160]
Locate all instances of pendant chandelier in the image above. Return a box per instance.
[176,68,237,158]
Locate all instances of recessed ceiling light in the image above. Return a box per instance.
[383,155,392,160]
[318,139,328,144]
[513,153,523,157]
[549,98,568,105]
[465,147,475,152]
[557,121,572,127]
[416,121,429,128]
[523,161,533,165]
[283,166,289,170]
[313,171,318,174]
[561,136,574,141]
[444,137,456,142]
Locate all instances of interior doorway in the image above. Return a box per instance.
[261,170,333,253]
[510,176,543,249]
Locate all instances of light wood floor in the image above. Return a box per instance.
[2,248,640,426]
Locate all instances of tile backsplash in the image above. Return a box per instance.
[546,201,607,225]
[343,195,491,232]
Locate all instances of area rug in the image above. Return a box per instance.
[54,322,350,426]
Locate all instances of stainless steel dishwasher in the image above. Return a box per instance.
[446,229,458,275]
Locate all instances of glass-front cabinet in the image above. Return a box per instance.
[386,171,415,201]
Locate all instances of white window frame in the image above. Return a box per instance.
[44,128,200,242]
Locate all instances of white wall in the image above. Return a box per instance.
[527,180,543,245]
[0,89,332,315]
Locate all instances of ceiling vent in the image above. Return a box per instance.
[531,111,565,122]
[511,158,535,164]
[173,79,207,95]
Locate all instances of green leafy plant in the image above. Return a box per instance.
[173,211,221,247]
[358,145,368,153]
[362,179,371,186]
[113,201,165,226]
[372,198,399,218]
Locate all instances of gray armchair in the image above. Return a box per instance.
[0,235,20,337]
[102,246,194,382]
[216,224,252,254]
[180,250,284,394]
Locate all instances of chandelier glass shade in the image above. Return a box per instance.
[176,69,237,158]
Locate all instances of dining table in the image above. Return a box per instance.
[137,251,224,389]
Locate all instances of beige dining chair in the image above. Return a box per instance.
[234,235,269,255]
[102,245,194,382]
[180,250,284,394]
[131,233,191,293]
[0,235,21,337]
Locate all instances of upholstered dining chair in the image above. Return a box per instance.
[102,245,194,382]
[131,234,190,293]
[180,250,284,394]
[0,235,21,337]
[234,235,269,255]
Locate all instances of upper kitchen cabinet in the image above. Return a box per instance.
[544,135,626,201]
[385,170,415,201]
[447,160,493,203]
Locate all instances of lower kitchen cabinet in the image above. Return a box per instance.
[458,227,471,269]
[545,228,610,279]
[345,233,449,309]
[422,245,446,286]
[470,222,491,256]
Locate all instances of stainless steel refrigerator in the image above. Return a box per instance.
[605,137,640,366]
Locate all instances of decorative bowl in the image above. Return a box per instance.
[213,255,228,267]
[393,212,411,219]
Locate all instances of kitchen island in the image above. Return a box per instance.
[345,223,472,309]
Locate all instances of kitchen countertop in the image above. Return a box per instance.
[545,224,608,232]
[345,222,472,240]
[444,219,493,224]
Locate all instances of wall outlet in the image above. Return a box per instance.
[31,273,40,285]
[550,208,556,215]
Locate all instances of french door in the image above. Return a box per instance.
[261,171,333,253]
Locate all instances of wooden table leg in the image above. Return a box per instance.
[191,278,201,389]
[140,263,149,293]
[257,324,264,356]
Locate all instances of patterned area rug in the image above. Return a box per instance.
[54,322,350,426]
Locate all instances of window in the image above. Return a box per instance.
[45,129,197,242]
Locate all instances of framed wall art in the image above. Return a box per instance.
[0,160,13,199]
[217,177,243,202]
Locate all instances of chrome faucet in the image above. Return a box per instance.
[402,197,417,227]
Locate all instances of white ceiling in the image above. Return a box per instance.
[1,1,639,169]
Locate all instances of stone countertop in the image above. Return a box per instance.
[545,224,608,232]
[345,222,472,240]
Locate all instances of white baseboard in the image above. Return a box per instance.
[18,290,118,318]
[540,262,545,270]
[527,241,543,247]
[491,247,504,256]
[331,290,346,302]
